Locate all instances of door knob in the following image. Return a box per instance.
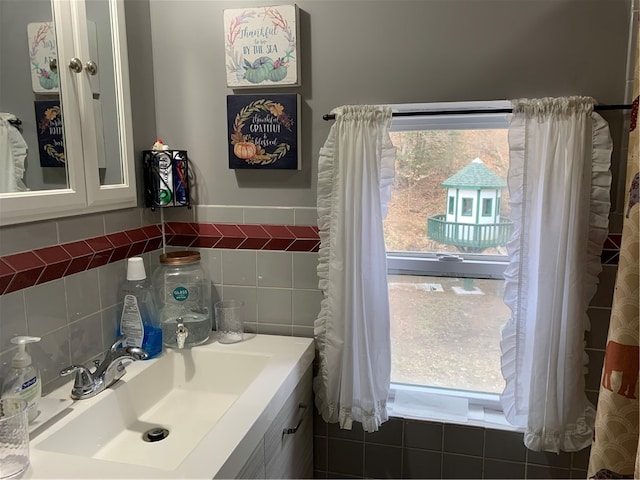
[69,57,83,73]
[85,60,98,76]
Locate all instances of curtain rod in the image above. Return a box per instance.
[321,104,633,121]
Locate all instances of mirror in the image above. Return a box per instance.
[0,0,69,193]
[0,0,124,195]
[85,0,124,187]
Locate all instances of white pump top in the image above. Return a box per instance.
[10,336,40,368]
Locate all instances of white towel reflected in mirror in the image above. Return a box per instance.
[0,113,28,193]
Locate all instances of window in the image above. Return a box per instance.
[482,198,493,216]
[384,102,512,417]
[461,198,474,216]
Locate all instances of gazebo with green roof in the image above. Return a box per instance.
[427,158,513,253]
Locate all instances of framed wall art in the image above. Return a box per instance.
[223,5,300,88]
[227,93,300,170]
[34,99,65,167]
[28,22,59,93]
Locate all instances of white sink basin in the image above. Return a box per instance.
[27,334,314,479]
[36,348,268,470]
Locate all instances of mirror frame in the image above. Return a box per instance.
[0,0,136,226]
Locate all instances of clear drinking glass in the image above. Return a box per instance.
[0,398,29,479]
[214,300,245,344]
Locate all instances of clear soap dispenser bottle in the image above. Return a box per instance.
[1,336,41,423]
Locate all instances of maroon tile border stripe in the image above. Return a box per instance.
[164,222,320,253]
[0,220,618,296]
[0,225,162,296]
[0,222,320,296]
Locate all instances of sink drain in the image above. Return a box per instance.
[142,427,169,442]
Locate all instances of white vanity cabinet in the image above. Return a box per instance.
[237,437,267,479]
[237,366,313,479]
[0,0,136,225]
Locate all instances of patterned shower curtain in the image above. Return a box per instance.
[588,34,639,479]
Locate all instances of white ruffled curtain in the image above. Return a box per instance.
[314,105,397,433]
[501,96,613,452]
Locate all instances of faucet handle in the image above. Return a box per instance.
[109,335,125,352]
[124,346,149,360]
[60,365,95,396]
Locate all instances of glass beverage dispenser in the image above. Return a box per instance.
[152,251,212,348]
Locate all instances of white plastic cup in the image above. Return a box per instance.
[0,398,29,479]
[214,300,245,344]
[126,257,147,281]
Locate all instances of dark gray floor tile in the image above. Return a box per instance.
[571,446,590,470]
[327,472,361,479]
[404,420,443,451]
[314,410,329,436]
[586,390,599,407]
[585,350,605,391]
[526,464,572,479]
[328,420,365,441]
[402,448,442,479]
[444,424,485,457]
[364,443,402,478]
[483,458,526,479]
[442,453,483,479]
[484,429,526,462]
[327,438,364,477]
[527,450,572,468]
[585,308,611,350]
[365,417,403,446]
[314,435,328,471]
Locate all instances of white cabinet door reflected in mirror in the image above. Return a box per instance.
[0,0,136,226]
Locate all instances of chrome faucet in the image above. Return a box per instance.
[60,336,148,400]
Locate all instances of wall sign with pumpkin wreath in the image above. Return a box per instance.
[226,94,301,169]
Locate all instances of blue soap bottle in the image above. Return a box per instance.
[119,257,162,359]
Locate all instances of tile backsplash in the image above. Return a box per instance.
[0,206,322,394]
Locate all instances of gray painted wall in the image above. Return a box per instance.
[148,0,631,209]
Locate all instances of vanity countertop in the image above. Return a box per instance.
[23,334,315,479]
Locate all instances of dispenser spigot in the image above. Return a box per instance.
[176,320,189,349]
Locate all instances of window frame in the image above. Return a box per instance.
[385,100,513,426]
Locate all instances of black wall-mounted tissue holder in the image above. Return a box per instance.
[143,150,191,210]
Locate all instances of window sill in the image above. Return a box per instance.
[388,383,524,433]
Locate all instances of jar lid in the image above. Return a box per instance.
[159,251,201,265]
